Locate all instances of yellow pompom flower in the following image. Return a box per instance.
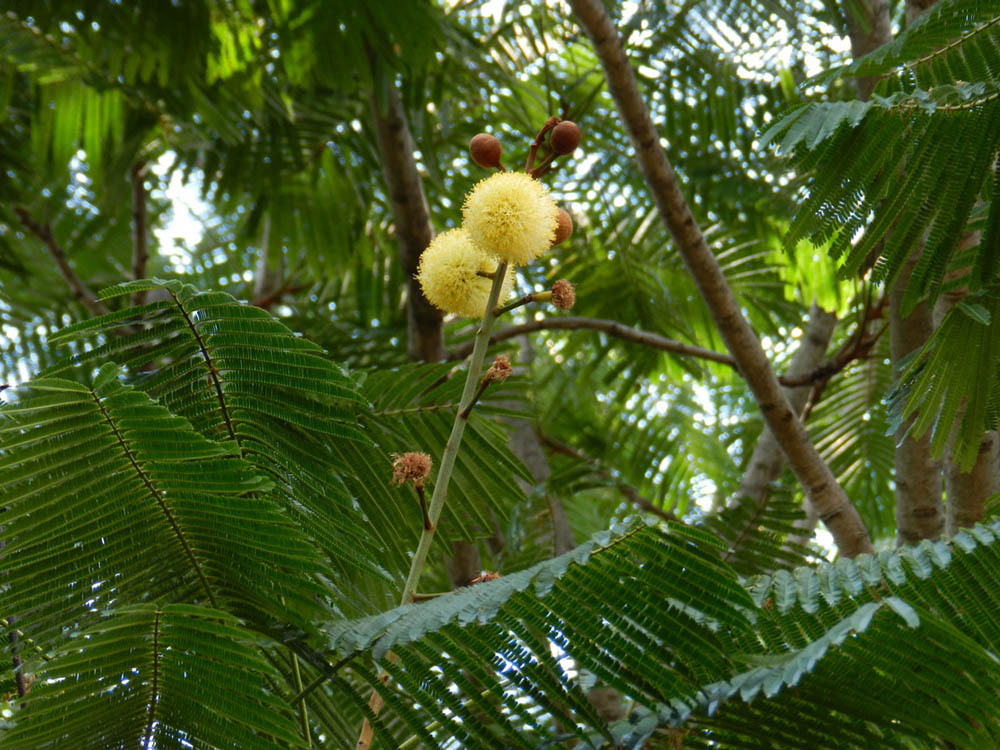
[417,228,514,317]
[462,172,558,265]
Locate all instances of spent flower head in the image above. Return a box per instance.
[551,280,576,311]
[483,354,513,384]
[417,228,514,317]
[391,452,432,489]
[462,172,558,265]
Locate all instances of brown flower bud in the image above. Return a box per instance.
[469,133,502,169]
[553,209,573,246]
[551,280,576,311]
[550,121,581,155]
[391,452,432,489]
[483,354,513,384]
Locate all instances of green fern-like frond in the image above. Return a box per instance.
[887,288,1000,470]
[817,0,1000,91]
[3,604,304,749]
[700,493,813,576]
[0,364,330,648]
[309,514,1000,748]
[43,279,388,589]
[763,92,1000,309]
[315,520,754,748]
[762,1,1000,309]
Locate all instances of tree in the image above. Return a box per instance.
[2,0,999,747]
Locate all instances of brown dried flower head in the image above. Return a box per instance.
[391,451,432,489]
[483,354,513,384]
[551,279,576,311]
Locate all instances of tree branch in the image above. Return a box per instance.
[130,161,150,306]
[449,316,736,367]
[541,435,678,524]
[569,0,873,557]
[369,74,444,362]
[933,227,999,535]
[14,207,110,317]
[734,303,837,511]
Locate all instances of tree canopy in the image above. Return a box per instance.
[2,0,1000,747]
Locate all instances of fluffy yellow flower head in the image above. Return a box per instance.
[462,172,558,265]
[417,228,514,317]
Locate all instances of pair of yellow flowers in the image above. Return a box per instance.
[417,171,559,318]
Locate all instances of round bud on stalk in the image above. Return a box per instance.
[550,121,581,155]
[553,209,573,246]
[469,133,502,169]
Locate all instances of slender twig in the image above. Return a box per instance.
[416,486,432,530]
[449,316,736,367]
[780,295,888,388]
[9,619,27,698]
[356,263,510,750]
[524,116,559,172]
[14,207,111,317]
[130,161,150,307]
[291,653,312,748]
[0,616,49,665]
[541,435,678,523]
[493,292,547,318]
[251,282,306,310]
[529,151,557,179]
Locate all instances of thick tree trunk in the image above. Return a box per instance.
[569,0,873,557]
[842,0,947,546]
[945,432,1000,535]
[369,84,445,363]
[843,0,892,100]
[933,230,999,536]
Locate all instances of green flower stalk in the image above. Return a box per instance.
[398,263,508,605]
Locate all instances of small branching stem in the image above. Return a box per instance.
[493,292,546,317]
[416,486,433,531]
[529,152,557,179]
[399,261,508,602]
[356,261,509,750]
[525,116,559,172]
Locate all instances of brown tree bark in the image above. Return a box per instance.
[890,252,945,545]
[735,303,837,511]
[568,0,873,557]
[887,0,951,546]
[369,84,445,363]
[130,161,150,307]
[843,0,892,99]
[945,432,1000,535]
[932,229,1000,536]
